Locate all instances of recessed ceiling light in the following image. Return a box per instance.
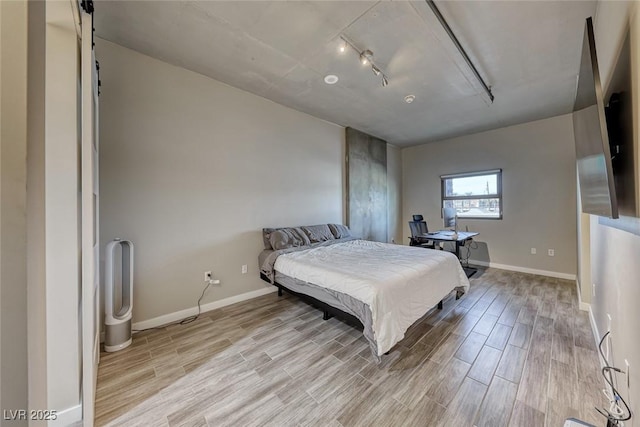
[324,75,339,85]
[404,94,416,103]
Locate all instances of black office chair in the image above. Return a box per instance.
[409,215,436,249]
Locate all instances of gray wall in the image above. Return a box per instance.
[402,114,577,276]
[346,127,388,242]
[387,144,403,244]
[98,39,353,323]
[588,0,640,419]
[0,0,28,422]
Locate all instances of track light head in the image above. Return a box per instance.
[338,38,389,88]
[360,49,373,65]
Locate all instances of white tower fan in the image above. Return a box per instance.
[104,238,134,352]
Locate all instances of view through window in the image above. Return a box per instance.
[441,169,502,219]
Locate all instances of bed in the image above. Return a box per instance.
[259,224,470,362]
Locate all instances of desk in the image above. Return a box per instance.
[422,231,479,277]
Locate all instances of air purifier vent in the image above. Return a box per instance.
[104,238,134,352]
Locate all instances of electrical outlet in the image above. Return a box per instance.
[241,265,248,274]
[548,249,555,257]
[531,248,537,255]
[204,271,212,282]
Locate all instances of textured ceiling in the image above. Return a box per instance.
[95,1,597,147]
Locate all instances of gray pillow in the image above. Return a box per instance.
[262,228,276,250]
[328,224,351,239]
[269,228,310,250]
[301,224,335,243]
[292,227,311,246]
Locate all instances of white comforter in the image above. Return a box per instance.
[274,239,470,355]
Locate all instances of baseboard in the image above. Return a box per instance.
[132,286,277,331]
[575,279,591,312]
[51,404,82,427]
[588,305,601,352]
[573,282,608,396]
[577,274,602,365]
[468,259,576,281]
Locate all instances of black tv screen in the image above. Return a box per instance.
[605,29,637,218]
[573,17,618,219]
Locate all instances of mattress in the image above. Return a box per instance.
[274,239,470,355]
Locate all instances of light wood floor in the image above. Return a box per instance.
[95,268,607,427]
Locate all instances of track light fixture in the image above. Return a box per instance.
[339,36,390,88]
[423,0,494,103]
[360,50,373,65]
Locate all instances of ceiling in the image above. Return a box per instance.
[95,1,597,147]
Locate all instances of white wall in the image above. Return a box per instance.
[577,178,592,305]
[0,0,28,422]
[588,1,640,423]
[98,39,360,323]
[402,114,577,277]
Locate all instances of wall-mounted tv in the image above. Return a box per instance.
[605,28,636,218]
[573,17,637,219]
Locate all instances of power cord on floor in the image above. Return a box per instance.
[132,281,212,333]
[461,239,478,267]
[178,282,212,325]
[596,331,632,426]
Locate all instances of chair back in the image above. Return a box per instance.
[409,217,428,237]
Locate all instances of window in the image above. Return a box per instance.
[441,169,502,219]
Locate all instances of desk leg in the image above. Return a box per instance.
[455,241,461,259]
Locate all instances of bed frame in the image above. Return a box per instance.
[260,273,463,327]
[260,273,364,326]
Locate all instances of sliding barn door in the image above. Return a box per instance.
[346,127,388,242]
[80,4,99,425]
